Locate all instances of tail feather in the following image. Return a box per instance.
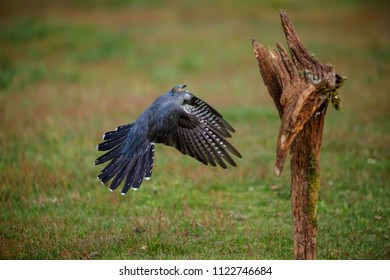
[120,164,137,195]
[98,155,126,184]
[98,155,120,176]
[144,143,155,180]
[125,153,147,192]
[97,134,127,151]
[95,144,122,165]
[120,155,144,194]
[120,144,155,194]
[95,124,134,165]
[109,156,136,191]
[102,124,133,141]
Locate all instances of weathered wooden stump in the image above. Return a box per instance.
[252,10,345,259]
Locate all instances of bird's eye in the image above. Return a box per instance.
[173,88,178,93]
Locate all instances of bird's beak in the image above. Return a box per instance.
[181,84,189,92]
[182,84,191,94]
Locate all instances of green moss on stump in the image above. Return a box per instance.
[306,153,320,227]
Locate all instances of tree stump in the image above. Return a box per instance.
[252,10,345,259]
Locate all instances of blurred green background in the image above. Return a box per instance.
[0,0,389,259]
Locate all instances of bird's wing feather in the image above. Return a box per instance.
[161,94,241,168]
[182,95,235,137]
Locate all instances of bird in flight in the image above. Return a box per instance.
[95,84,241,195]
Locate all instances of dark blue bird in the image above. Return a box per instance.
[95,84,241,195]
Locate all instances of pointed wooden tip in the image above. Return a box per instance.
[252,38,257,47]
[279,9,289,24]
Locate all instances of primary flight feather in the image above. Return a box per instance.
[95,84,241,195]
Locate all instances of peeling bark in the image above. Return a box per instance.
[252,10,345,259]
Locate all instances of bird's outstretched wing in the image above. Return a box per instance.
[163,94,241,168]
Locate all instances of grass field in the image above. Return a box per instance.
[1,0,389,259]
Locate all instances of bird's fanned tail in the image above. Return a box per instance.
[95,124,155,194]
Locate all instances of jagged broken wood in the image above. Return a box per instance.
[252,10,345,259]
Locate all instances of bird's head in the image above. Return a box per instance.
[171,84,187,93]
[170,84,192,99]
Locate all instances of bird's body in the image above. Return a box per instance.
[95,84,241,194]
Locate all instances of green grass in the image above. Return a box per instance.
[1,0,389,259]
